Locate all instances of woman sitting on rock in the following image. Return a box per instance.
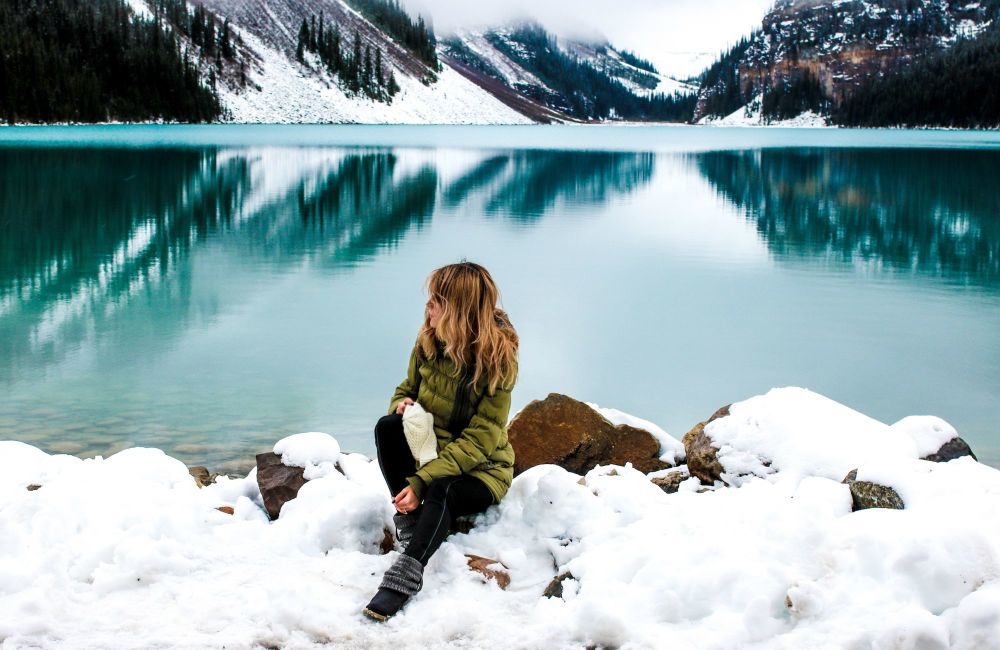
[363,261,518,622]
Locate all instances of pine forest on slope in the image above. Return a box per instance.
[694,0,1000,127]
[0,0,231,123]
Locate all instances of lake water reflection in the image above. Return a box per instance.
[1,134,998,471]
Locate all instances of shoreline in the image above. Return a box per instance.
[3,388,998,648]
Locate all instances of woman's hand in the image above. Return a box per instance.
[393,486,419,514]
[395,398,415,415]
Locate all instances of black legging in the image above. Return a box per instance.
[374,413,493,565]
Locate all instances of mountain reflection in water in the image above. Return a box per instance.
[693,148,1000,287]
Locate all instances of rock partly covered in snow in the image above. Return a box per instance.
[842,469,905,511]
[682,404,731,484]
[892,415,979,463]
[682,388,979,488]
[507,393,675,475]
[257,432,348,519]
[255,452,307,520]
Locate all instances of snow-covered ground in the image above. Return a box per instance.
[2,387,998,649]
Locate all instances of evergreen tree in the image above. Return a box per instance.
[364,45,373,89]
[388,69,399,96]
[221,18,233,60]
[343,0,438,69]
[834,26,1000,128]
[0,0,222,123]
[297,19,308,62]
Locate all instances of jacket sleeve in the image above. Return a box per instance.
[408,381,513,499]
[388,344,421,416]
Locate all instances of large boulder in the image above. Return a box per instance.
[507,393,670,475]
[681,405,730,484]
[256,452,307,520]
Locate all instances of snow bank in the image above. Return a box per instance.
[2,391,999,649]
[705,387,972,487]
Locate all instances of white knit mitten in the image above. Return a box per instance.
[401,402,438,467]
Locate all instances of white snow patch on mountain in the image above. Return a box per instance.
[219,27,530,124]
[451,30,549,89]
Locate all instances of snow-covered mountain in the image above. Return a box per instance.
[118,0,693,124]
[441,24,697,123]
[172,0,533,124]
[695,0,999,124]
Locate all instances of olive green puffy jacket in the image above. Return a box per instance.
[388,341,516,504]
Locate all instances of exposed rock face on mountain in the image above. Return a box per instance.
[695,0,1000,123]
[126,0,530,124]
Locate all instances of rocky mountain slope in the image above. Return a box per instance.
[167,0,532,123]
[695,0,1000,124]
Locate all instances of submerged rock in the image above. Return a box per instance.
[255,452,307,520]
[921,437,978,463]
[842,469,905,511]
[507,393,670,475]
[681,405,730,485]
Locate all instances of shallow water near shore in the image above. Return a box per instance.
[1,125,998,470]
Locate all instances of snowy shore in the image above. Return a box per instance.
[1,387,998,649]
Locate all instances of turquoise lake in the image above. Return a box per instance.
[1,125,998,472]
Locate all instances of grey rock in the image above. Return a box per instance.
[842,469,905,511]
[921,437,977,463]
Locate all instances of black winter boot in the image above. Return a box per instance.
[363,554,424,621]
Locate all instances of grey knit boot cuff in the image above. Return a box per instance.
[379,554,424,596]
[393,512,418,546]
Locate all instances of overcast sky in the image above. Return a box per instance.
[401,0,776,78]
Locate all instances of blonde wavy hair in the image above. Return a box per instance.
[417,261,518,395]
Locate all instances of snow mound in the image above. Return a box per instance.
[890,415,961,458]
[705,387,970,487]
